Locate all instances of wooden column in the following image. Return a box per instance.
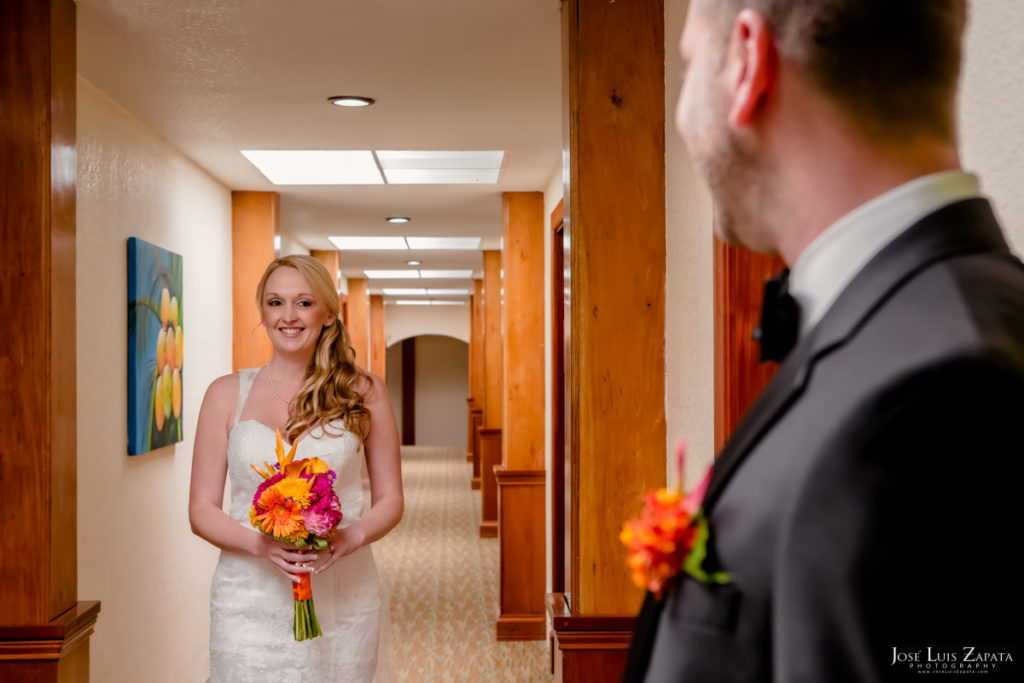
[467,288,479,463]
[482,251,503,429]
[470,279,485,485]
[370,294,386,380]
[231,191,277,371]
[346,278,369,370]
[714,240,783,451]
[496,192,546,640]
[311,249,340,291]
[0,0,100,679]
[550,0,666,678]
[480,251,503,537]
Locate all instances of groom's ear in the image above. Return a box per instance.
[727,9,778,129]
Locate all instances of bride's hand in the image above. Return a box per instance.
[255,535,317,583]
[314,526,367,575]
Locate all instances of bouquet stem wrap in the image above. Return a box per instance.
[250,430,343,642]
[292,573,321,641]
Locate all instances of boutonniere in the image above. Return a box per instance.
[620,440,730,599]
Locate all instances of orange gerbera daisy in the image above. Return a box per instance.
[254,486,304,539]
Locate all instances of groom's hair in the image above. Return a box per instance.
[700,0,967,143]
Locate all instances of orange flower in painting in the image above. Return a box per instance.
[254,486,304,539]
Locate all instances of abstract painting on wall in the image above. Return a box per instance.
[127,237,183,455]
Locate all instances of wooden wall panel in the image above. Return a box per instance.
[231,191,277,371]
[478,428,502,538]
[346,278,369,370]
[713,240,784,451]
[568,0,666,617]
[470,408,483,489]
[482,251,503,429]
[501,192,546,470]
[370,294,385,380]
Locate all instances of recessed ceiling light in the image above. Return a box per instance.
[328,236,408,250]
[427,288,470,296]
[420,269,474,279]
[430,300,467,306]
[386,217,410,223]
[383,288,427,295]
[328,96,375,107]
[394,300,432,306]
[406,237,481,250]
[241,150,383,185]
[364,269,420,279]
[406,260,422,266]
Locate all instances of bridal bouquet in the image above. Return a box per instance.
[620,440,728,599]
[249,430,343,641]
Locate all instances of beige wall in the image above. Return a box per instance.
[414,335,470,448]
[384,303,470,346]
[664,0,717,486]
[77,77,232,683]
[961,1,1024,251]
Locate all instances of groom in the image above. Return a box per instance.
[626,1,1023,681]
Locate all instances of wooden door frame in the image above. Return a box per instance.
[549,199,566,594]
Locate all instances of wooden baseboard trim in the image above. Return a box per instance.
[479,521,498,538]
[0,601,101,661]
[497,614,546,641]
[547,593,636,682]
[471,477,481,490]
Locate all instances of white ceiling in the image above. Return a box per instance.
[77,0,563,297]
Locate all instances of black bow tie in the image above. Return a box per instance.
[752,269,800,363]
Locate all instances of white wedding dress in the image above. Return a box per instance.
[210,368,383,682]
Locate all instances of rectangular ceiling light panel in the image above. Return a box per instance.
[328,236,408,250]
[405,237,481,250]
[241,150,383,185]
[383,288,427,295]
[426,288,470,295]
[394,300,432,306]
[364,270,421,279]
[419,270,474,279]
[376,150,504,185]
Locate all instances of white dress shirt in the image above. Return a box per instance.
[788,170,983,339]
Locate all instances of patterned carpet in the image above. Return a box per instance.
[374,446,552,682]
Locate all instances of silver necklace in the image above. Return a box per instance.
[265,360,294,404]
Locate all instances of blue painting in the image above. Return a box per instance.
[127,237,183,455]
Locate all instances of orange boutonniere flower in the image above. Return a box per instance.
[621,440,729,599]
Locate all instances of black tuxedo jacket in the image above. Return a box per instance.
[626,199,1024,682]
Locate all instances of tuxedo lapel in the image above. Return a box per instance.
[703,198,1010,511]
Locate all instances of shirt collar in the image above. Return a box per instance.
[788,170,982,337]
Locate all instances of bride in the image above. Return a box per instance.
[189,254,403,682]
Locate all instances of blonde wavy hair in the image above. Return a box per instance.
[255,255,370,444]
